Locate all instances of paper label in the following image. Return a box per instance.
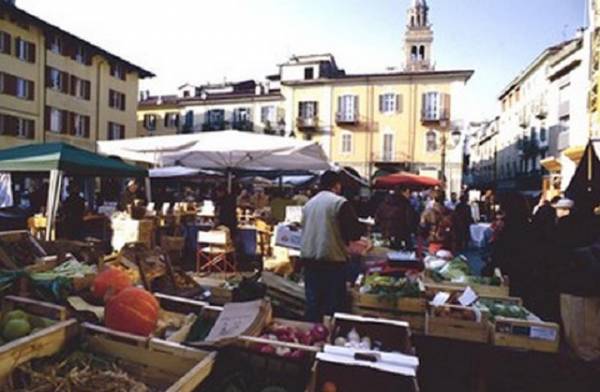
[431,292,450,307]
[529,326,557,341]
[458,286,478,307]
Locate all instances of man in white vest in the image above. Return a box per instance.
[301,171,362,322]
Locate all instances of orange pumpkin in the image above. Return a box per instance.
[92,267,132,301]
[104,287,159,336]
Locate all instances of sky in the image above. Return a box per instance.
[18,0,587,120]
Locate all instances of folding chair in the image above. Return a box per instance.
[196,229,236,273]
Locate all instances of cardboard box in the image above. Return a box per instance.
[330,313,414,355]
[274,224,303,250]
[313,345,419,392]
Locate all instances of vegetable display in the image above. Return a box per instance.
[104,287,160,336]
[8,351,152,392]
[478,299,529,320]
[359,273,422,302]
[332,328,378,351]
[91,266,132,301]
[254,322,329,359]
[0,309,54,345]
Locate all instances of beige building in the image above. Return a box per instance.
[0,2,153,151]
[136,0,473,192]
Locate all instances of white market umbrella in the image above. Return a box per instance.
[98,130,331,172]
[149,166,220,178]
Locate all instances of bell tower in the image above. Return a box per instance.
[404,0,434,72]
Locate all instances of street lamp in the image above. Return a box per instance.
[439,119,461,183]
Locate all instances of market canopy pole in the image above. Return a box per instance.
[45,169,63,241]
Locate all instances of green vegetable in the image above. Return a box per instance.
[363,274,422,301]
[3,318,31,341]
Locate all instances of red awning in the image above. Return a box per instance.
[374,172,441,189]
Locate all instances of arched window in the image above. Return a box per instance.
[411,15,415,26]
[411,46,418,61]
[426,130,437,152]
[419,46,425,61]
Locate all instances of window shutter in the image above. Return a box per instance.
[66,112,74,135]
[4,115,15,136]
[44,107,50,131]
[26,119,34,139]
[0,114,4,135]
[84,116,90,138]
[7,74,16,96]
[314,102,318,116]
[27,80,34,100]
[61,72,69,94]
[70,75,77,96]
[28,42,35,63]
[396,94,403,113]
[354,96,359,116]
[3,32,10,54]
[45,67,52,88]
[121,94,126,111]
[379,94,384,112]
[337,96,342,114]
[85,81,91,100]
[443,93,451,118]
[14,37,20,58]
[175,114,180,128]
[421,93,427,116]
[164,114,169,128]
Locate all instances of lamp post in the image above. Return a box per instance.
[439,119,462,186]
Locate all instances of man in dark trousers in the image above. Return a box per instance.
[375,185,418,249]
[61,183,85,241]
[300,171,363,322]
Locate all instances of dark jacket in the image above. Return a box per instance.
[375,193,417,243]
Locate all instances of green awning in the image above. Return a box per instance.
[0,143,147,177]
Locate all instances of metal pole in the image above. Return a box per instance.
[441,130,447,183]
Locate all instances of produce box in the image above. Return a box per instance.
[481,298,560,353]
[426,304,490,343]
[0,230,48,269]
[0,295,71,380]
[350,306,426,335]
[312,345,420,392]
[424,274,510,298]
[352,290,426,314]
[329,312,414,355]
[190,272,257,305]
[3,321,215,391]
[261,271,306,318]
[111,217,154,251]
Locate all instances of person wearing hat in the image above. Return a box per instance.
[118,179,144,211]
[553,198,574,219]
[300,170,363,322]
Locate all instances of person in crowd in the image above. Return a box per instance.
[445,192,458,211]
[300,170,363,322]
[237,188,253,210]
[420,189,453,254]
[252,187,270,210]
[270,189,292,223]
[486,193,539,305]
[61,183,85,241]
[214,184,238,237]
[292,189,310,206]
[482,190,496,221]
[375,185,417,249]
[119,180,143,211]
[453,194,474,253]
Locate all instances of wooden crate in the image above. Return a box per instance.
[424,274,510,298]
[351,290,426,314]
[190,272,256,305]
[491,317,560,353]
[351,306,426,335]
[55,323,214,392]
[425,304,490,343]
[0,230,48,269]
[0,296,72,380]
[261,271,306,318]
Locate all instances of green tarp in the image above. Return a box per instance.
[0,143,146,177]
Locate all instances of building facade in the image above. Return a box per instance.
[137,0,473,194]
[0,2,152,151]
[467,33,590,195]
[463,119,499,190]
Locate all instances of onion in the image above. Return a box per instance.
[334,337,347,347]
[310,324,329,342]
[259,345,276,354]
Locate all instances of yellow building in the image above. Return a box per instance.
[0,2,153,151]
[280,0,472,192]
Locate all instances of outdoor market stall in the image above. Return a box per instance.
[0,143,147,241]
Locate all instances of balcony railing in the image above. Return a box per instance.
[232,120,254,132]
[336,111,359,124]
[202,121,228,132]
[533,98,548,119]
[421,109,450,124]
[297,116,319,130]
